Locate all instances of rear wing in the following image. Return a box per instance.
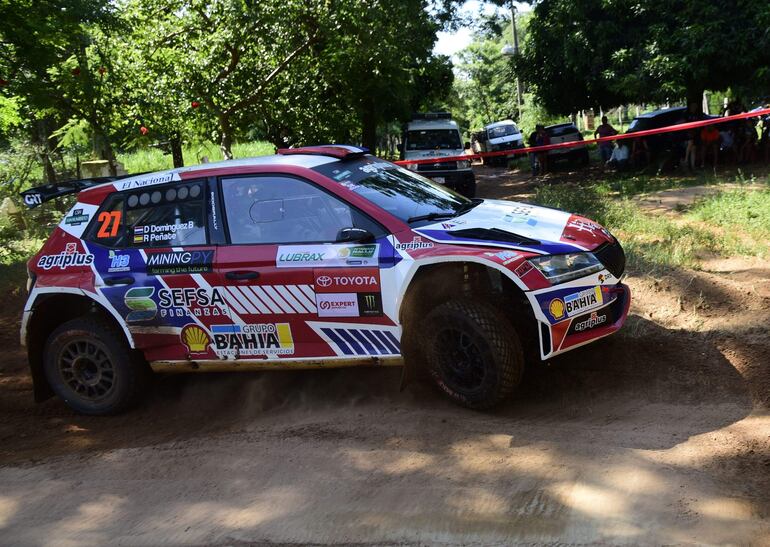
[19,174,140,209]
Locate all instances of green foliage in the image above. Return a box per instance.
[517,0,770,113]
[117,140,274,173]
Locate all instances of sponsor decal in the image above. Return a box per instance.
[563,286,603,317]
[358,292,383,316]
[37,244,94,270]
[314,268,380,293]
[359,162,391,174]
[484,250,520,265]
[210,191,219,230]
[395,236,434,251]
[132,221,195,244]
[549,298,565,320]
[23,193,42,207]
[514,260,534,277]
[332,169,352,181]
[561,215,613,243]
[158,287,229,318]
[124,287,157,322]
[316,293,359,317]
[64,208,90,226]
[277,244,379,268]
[146,250,213,275]
[211,323,294,357]
[573,311,607,332]
[181,324,211,355]
[598,273,606,283]
[503,205,537,226]
[117,172,173,190]
[108,250,131,272]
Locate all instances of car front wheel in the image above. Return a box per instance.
[424,299,524,409]
[43,316,148,415]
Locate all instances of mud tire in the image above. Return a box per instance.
[424,299,524,409]
[43,316,147,415]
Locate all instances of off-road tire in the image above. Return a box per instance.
[43,316,148,415]
[423,299,524,409]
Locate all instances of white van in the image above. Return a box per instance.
[482,120,524,166]
[400,112,476,197]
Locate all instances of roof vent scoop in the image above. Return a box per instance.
[276,145,369,160]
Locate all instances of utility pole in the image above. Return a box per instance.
[501,2,523,122]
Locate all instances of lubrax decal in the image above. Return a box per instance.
[280,252,325,262]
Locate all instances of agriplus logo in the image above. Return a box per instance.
[37,243,94,270]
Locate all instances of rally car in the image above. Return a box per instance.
[20,145,629,415]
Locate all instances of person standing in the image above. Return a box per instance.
[527,126,540,176]
[594,116,618,165]
[535,125,550,175]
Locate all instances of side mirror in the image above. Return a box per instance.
[335,227,375,244]
[464,142,471,150]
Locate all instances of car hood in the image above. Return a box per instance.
[403,149,466,161]
[488,135,523,146]
[415,199,614,255]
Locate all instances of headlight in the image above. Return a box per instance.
[528,252,604,284]
[406,163,418,171]
[457,160,471,169]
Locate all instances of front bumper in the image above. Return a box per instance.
[418,168,475,191]
[533,282,631,359]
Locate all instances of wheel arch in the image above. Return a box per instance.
[23,290,135,402]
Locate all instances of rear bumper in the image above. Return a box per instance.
[536,283,631,359]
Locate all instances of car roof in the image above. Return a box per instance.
[407,119,460,130]
[633,106,687,119]
[484,120,517,130]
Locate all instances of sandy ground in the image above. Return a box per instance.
[0,166,768,546]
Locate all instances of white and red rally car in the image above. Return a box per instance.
[20,145,629,414]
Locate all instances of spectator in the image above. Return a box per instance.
[737,119,758,163]
[527,126,540,176]
[535,125,550,175]
[700,124,720,169]
[594,116,618,165]
[630,137,650,167]
[683,102,704,171]
[607,141,630,170]
[719,127,736,164]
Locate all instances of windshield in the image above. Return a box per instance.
[406,129,463,150]
[312,157,471,226]
[487,124,518,138]
[628,118,648,132]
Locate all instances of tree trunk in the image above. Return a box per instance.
[361,98,377,153]
[218,114,234,160]
[170,136,184,168]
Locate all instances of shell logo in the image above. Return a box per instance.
[181,324,210,354]
[549,298,565,320]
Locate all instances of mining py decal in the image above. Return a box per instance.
[124,287,157,322]
[210,323,294,357]
[37,242,94,270]
[146,250,213,275]
[277,244,379,268]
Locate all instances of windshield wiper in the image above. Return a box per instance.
[407,211,456,223]
[455,198,483,215]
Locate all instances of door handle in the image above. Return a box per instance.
[104,275,135,286]
[225,270,260,280]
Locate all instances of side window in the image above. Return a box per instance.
[221,176,381,245]
[85,181,208,248]
[125,181,207,247]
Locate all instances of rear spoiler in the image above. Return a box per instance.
[19,174,142,209]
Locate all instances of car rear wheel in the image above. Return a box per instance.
[424,299,524,409]
[43,316,148,415]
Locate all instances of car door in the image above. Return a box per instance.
[213,174,393,362]
[85,179,218,362]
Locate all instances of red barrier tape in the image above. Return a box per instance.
[394,108,770,166]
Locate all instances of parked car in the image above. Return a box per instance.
[625,106,690,156]
[481,120,525,166]
[20,145,629,414]
[545,122,589,165]
[399,112,476,197]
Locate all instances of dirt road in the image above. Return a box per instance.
[1,168,768,545]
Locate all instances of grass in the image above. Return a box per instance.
[533,182,769,272]
[117,141,274,174]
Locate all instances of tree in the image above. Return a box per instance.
[516,0,770,114]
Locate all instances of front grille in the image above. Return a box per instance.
[418,161,457,172]
[594,240,626,278]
